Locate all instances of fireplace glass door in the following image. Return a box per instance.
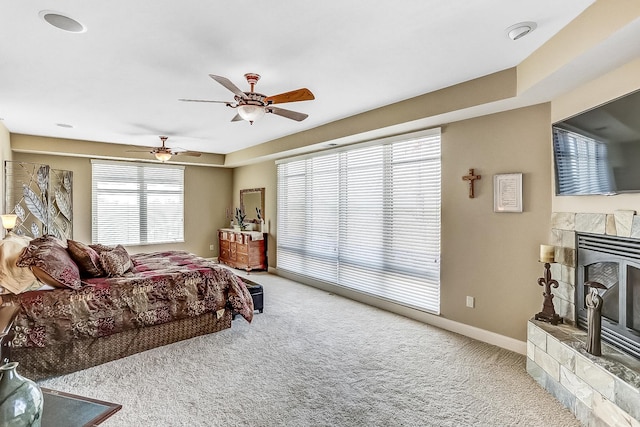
[577,233,640,360]
[628,265,640,332]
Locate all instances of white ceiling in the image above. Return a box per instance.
[0,1,599,155]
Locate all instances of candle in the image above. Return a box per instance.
[540,244,555,263]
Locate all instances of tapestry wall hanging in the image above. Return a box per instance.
[4,161,73,239]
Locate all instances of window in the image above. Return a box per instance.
[277,129,441,313]
[91,160,184,245]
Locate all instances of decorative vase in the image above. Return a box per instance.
[0,362,43,427]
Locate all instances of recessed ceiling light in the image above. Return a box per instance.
[506,22,537,41]
[56,123,74,128]
[39,10,86,33]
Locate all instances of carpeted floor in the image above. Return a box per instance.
[40,271,580,426]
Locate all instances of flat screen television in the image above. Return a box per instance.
[552,89,640,195]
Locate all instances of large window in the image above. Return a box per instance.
[91,160,184,245]
[277,129,441,313]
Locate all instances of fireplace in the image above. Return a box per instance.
[576,233,640,359]
[527,214,640,425]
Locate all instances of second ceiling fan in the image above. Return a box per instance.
[179,73,315,124]
[127,136,202,162]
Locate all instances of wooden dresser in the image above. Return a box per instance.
[218,229,267,271]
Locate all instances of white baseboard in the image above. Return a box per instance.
[273,268,527,355]
[417,313,527,355]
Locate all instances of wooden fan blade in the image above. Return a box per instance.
[231,114,243,122]
[178,98,232,104]
[173,151,202,157]
[209,75,247,99]
[267,107,308,122]
[265,88,314,105]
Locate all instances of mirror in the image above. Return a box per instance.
[240,188,265,223]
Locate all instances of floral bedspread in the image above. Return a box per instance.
[8,251,253,348]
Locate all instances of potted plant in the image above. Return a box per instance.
[234,208,246,231]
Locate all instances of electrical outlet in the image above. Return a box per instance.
[209,244,214,251]
[466,296,475,308]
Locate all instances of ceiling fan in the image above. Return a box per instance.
[179,73,315,124]
[127,136,202,162]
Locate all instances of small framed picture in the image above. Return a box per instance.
[494,173,522,213]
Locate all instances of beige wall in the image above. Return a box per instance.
[13,146,233,257]
[440,104,551,340]
[232,160,277,266]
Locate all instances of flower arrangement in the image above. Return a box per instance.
[234,208,247,230]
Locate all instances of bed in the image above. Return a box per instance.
[0,234,254,380]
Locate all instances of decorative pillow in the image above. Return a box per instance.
[98,245,133,277]
[67,240,105,278]
[89,243,117,254]
[16,235,81,290]
[0,234,41,294]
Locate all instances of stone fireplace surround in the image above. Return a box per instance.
[527,211,640,426]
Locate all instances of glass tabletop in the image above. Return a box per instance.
[41,388,122,427]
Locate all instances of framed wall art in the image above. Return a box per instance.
[4,161,73,238]
[493,173,522,213]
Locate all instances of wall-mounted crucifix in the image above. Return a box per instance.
[462,168,481,198]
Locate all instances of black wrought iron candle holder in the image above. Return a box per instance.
[535,262,563,325]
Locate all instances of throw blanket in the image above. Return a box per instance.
[7,251,253,348]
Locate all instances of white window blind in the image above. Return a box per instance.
[277,129,441,313]
[91,160,185,245]
[553,127,614,195]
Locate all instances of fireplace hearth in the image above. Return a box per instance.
[527,211,640,425]
[577,233,640,360]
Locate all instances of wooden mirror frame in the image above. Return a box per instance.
[240,188,265,223]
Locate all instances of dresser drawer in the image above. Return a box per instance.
[218,229,267,271]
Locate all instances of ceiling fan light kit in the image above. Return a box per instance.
[237,104,266,124]
[180,72,315,124]
[155,151,172,162]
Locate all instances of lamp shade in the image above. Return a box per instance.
[1,214,18,230]
[237,104,265,123]
[155,152,172,162]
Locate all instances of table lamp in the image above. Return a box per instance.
[1,214,18,235]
